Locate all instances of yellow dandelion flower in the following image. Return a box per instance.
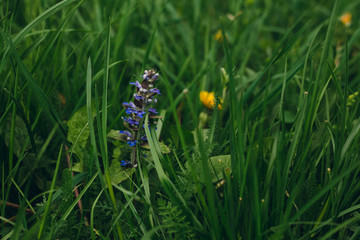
[200,91,223,110]
[340,12,352,27]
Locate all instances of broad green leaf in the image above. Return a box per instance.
[107,129,124,140]
[107,160,136,185]
[67,104,96,146]
[67,104,96,160]
[2,115,31,157]
[208,155,231,182]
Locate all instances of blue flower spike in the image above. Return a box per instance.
[119,69,161,166]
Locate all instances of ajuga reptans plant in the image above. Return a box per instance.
[118,69,161,167]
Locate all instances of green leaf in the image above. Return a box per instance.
[107,129,124,140]
[71,162,83,173]
[66,104,96,160]
[67,104,95,146]
[142,141,171,154]
[2,115,31,157]
[107,160,136,185]
[208,155,231,182]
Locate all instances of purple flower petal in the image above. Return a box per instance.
[150,88,161,95]
[119,130,132,138]
[130,81,141,88]
[123,102,137,109]
[137,110,146,118]
[122,117,139,126]
[152,73,159,80]
[148,108,158,114]
[134,94,143,100]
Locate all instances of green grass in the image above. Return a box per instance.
[1,0,360,239]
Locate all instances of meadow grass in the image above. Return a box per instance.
[1,0,360,239]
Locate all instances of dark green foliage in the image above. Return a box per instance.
[2,0,360,239]
[58,169,75,216]
[41,169,91,240]
[157,198,195,239]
